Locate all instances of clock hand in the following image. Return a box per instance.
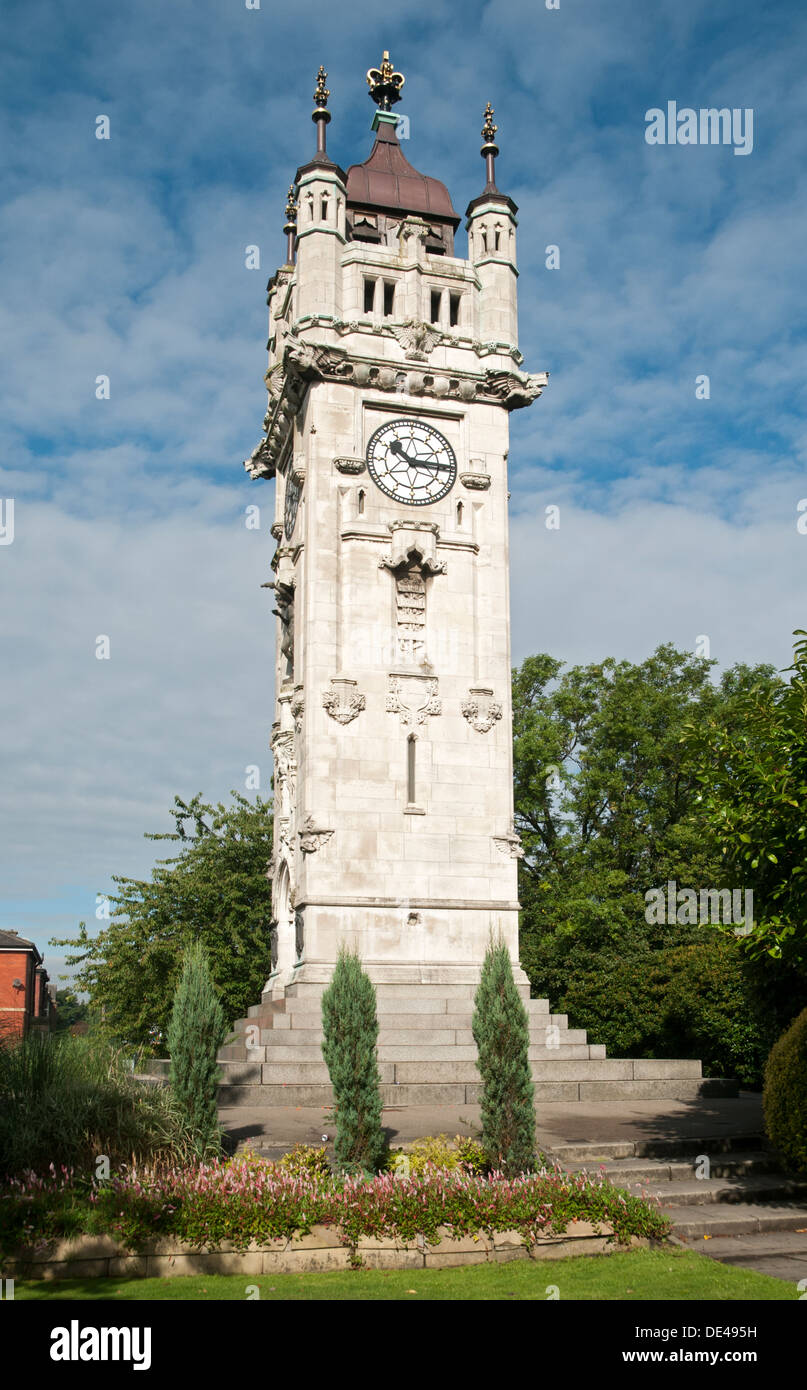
[389,441,452,471]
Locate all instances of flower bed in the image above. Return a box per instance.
[0,1155,669,1272]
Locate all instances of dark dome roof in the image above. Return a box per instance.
[346,120,459,227]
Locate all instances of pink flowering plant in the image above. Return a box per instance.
[0,1154,669,1259]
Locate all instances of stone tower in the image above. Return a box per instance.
[217,57,721,1107]
[245,57,546,998]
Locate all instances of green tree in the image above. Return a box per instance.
[513,646,785,1079]
[321,949,386,1175]
[687,632,807,968]
[472,941,536,1176]
[52,989,89,1033]
[167,940,226,1156]
[51,793,273,1047]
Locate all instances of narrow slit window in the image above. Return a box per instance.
[358,488,365,516]
[320,197,329,221]
[383,281,395,317]
[407,736,416,805]
[456,500,463,527]
[494,228,501,251]
[449,293,461,327]
[430,290,442,324]
[364,277,376,313]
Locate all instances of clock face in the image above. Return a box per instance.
[366,418,457,506]
[284,471,302,539]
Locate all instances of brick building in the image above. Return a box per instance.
[0,930,56,1040]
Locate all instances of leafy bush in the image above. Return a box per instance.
[549,941,773,1088]
[763,1008,807,1174]
[321,949,386,1174]
[277,1144,332,1180]
[167,941,226,1158]
[0,1033,200,1178]
[386,1134,488,1177]
[473,942,536,1176]
[0,1156,670,1259]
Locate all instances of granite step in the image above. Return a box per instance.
[550,1134,765,1163]
[561,1148,807,1262]
[217,1056,693,1084]
[664,1203,807,1237]
[566,1152,781,1183]
[602,1171,807,1207]
[216,1077,735,1107]
[219,1042,602,1064]
[226,1024,589,1047]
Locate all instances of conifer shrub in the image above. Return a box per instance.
[321,948,386,1174]
[472,941,537,1176]
[167,940,226,1157]
[763,1008,807,1174]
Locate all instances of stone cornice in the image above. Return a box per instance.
[244,333,547,481]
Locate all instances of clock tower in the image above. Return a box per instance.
[245,56,546,998]
[220,55,723,1109]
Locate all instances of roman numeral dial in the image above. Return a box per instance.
[366,418,457,505]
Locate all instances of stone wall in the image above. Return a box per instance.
[5,1223,648,1280]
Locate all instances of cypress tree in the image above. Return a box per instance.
[321,948,386,1174]
[167,940,226,1156]
[472,940,537,1175]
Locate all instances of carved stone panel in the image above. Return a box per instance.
[298,816,335,854]
[386,674,441,727]
[462,687,503,734]
[395,567,427,664]
[323,677,366,725]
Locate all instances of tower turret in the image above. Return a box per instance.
[293,66,347,323]
[465,104,519,347]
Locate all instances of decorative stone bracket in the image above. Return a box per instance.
[460,471,491,491]
[462,687,503,734]
[379,520,446,577]
[322,677,366,725]
[298,816,335,854]
[334,457,366,474]
[493,831,524,860]
[392,318,445,361]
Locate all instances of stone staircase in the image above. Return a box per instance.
[210,980,737,1108]
[554,1134,807,1281]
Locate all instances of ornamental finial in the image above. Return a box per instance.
[311,63,332,156]
[313,65,329,111]
[481,102,498,145]
[283,184,298,264]
[366,50,405,111]
[480,100,500,190]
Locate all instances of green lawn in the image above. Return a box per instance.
[13,1248,796,1301]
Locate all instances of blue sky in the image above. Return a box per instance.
[1,0,806,982]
